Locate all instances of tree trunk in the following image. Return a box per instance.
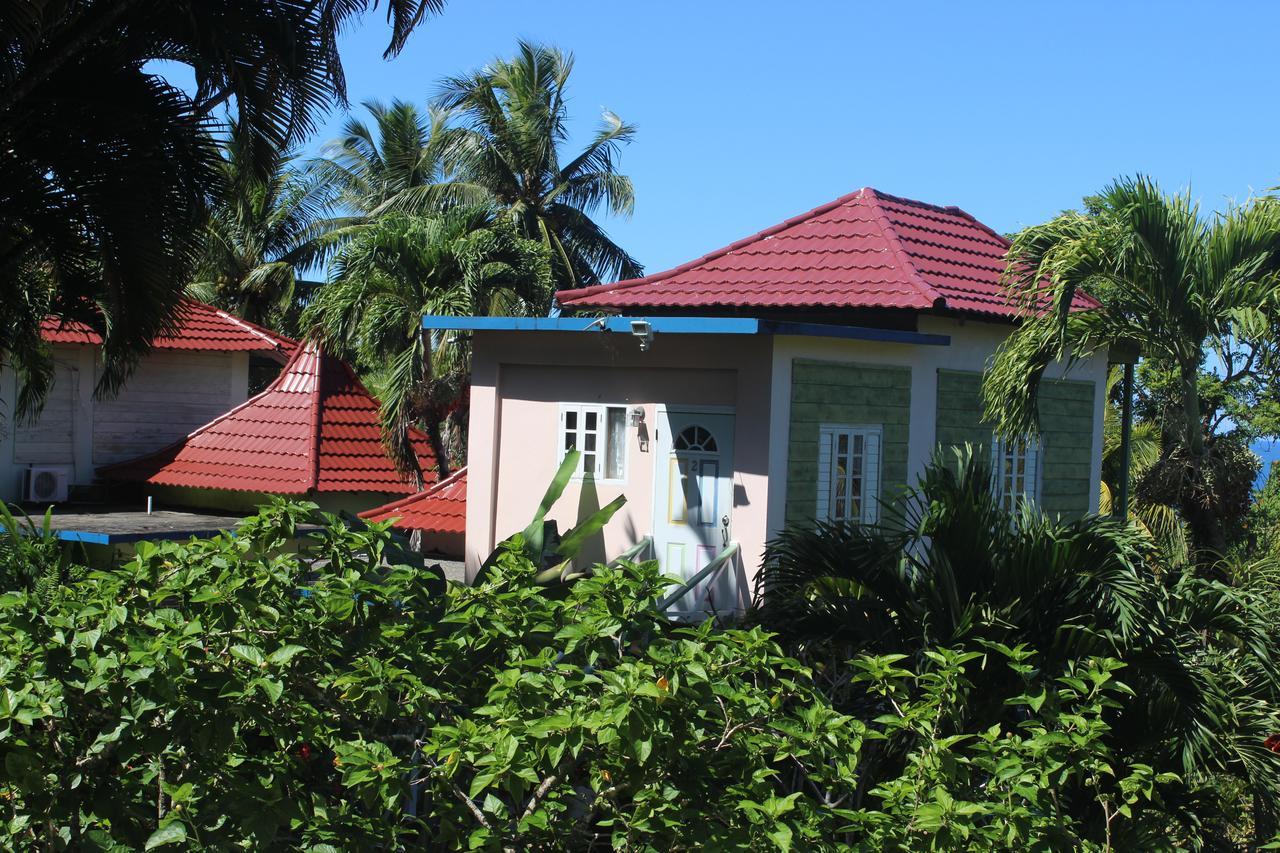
[424,418,450,481]
[1180,362,1227,563]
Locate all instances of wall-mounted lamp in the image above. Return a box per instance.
[630,319,653,352]
[631,406,649,452]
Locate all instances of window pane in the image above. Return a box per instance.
[605,407,626,479]
[585,410,598,431]
[583,452,596,477]
[566,411,577,430]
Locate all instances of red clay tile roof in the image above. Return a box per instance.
[556,187,1097,318]
[41,299,293,354]
[98,340,436,495]
[359,467,466,534]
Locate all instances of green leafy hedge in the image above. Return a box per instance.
[0,500,1170,849]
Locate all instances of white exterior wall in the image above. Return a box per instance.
[0,346,252,502]
[764,316,1109,540]
[92,350,249,465]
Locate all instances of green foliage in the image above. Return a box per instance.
[188,122,337,333]
[2,0,443,419]
[1099,366,1189,563]
[303,206,552,478]
[1248,461,1280,557]
[0,503,83,605]
[434,40,642,288]
[982,175,1280,555]
[477,449,627,585]
[0,498,1188,849]
[754,447,1280,845]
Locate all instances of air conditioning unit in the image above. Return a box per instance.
[25,466,70,504]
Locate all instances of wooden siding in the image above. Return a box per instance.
[13,361,77,465]
[92,351,239,465]
[935,369,1096,517]
[786,359,911,525]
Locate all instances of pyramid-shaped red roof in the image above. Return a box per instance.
[557,188,1096,318]
[359,467,466,534]
[98,341,436,495]
[41,298,294,354]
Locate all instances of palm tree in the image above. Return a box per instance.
[189,126,334,332]
[753,447,1280,839]
[432,41,642,288]
[309,100,454,220]
[982,177,1280,555]
[1098,367,1189,563]
[1,0,443,419]
[302,207,551,484]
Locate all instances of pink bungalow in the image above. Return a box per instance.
[431,188,1109,617]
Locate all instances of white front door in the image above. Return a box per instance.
[652,408,737,616]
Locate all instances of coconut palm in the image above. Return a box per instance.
[309,99,454,220]
[982,176,1280,555]
[432,41,642,288]
[1,0,443,418]
[302,207,551,484]
[753,446,1280,839]
[189,126,334,331]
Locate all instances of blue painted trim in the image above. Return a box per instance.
[41,527,234,545]
[760,321,950,346]
[53,530,112,544]
[421,315,761,334]
[422,314,951,346]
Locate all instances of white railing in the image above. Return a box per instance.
[607,536,653,567]
[656,541,741,622]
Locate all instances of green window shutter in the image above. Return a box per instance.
[935,369,1095,519]
[787,360,910,526]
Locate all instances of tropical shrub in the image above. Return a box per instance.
[0,498,1175,849]
[753,447,1280,846]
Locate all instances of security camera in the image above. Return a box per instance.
[630,319,653,352]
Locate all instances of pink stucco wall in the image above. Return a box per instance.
[465,331,774,598]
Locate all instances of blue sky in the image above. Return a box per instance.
[301,0,1280,277]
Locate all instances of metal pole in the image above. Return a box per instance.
[1117,361,1135,520]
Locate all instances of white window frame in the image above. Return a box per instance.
[558,403,630,483]
[816,424,882,525]
[991,435,1042,511]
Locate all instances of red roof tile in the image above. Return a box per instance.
[41,299,293,354]
[359,467,467,534]
[556,188,1097,319]
[98,341,436,495]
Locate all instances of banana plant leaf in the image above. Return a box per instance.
[475,450,629,586]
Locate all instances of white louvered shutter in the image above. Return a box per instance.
[1023,438,1041,504]
[862,430,881,523]
[816,427,834,522]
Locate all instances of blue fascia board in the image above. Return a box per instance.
[759,320,950,346]
[421,315,760,334]
[47,528,231,545]
[53,530,113,545]
[421,314,950,346]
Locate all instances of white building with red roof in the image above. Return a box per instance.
[1,299,295,503]
[97,340,437,515]
[424,187,1112,612]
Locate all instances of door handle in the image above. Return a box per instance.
[721,514,730,547]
